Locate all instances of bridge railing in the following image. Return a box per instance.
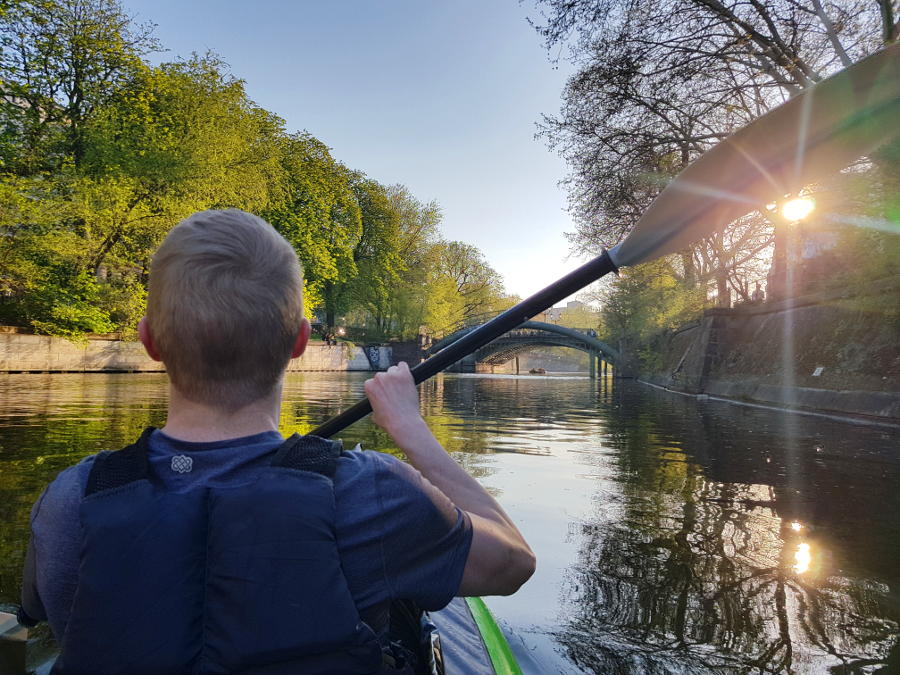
[431,309,508,339]
[428,319,617,363]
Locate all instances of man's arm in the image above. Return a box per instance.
[20,460,92,640]
[18,537,47,626]
[363,363,536,596]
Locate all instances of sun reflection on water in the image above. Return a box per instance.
[794,542,812,574]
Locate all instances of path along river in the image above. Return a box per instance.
[0,372,898,673]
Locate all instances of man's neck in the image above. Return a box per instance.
[161,384,283,443]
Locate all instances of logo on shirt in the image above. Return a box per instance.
[171,455,193,474]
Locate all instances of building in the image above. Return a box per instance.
[542,300,586,323]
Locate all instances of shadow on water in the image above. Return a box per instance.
[0,372,898,673]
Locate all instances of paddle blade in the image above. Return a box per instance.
[610,43,900,269]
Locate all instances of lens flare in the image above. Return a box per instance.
[782,197,815,221]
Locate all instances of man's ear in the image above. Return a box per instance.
[138,317,163,362]
[291,318,311,359]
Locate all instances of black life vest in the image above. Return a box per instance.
[53,428,387,674]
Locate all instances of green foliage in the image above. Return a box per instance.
[0,0,159,172]
[0,0,505,341]
[27,269,116,338]
[342,186,508,341]
[264,133,361,325]
[598,257,705,370]
[346,178,404,321]
[97,276,146,338]
[557,303,601,331]
[85,56,286,213]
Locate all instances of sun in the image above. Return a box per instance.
[782,197,815,221]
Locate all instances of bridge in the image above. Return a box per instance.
[427,320,620,377]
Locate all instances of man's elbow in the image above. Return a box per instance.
[495,545,536,596]
[461,521,537,597]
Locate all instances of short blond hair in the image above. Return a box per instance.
[147,209,304,409]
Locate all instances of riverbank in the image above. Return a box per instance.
[640,378,900,429]
[0,330,391,373]
[640,279,900,423]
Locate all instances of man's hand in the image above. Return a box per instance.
[363,362,425,439]
[364,361,536,598]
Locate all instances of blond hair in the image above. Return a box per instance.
[147,209,304,409]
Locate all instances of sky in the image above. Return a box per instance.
[121,0,587,301]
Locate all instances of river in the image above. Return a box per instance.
[1,371,898,673]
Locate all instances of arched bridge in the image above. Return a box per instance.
[427,320,619,376]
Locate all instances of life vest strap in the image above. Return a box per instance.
[84,427,344,497]
[273,433,342,478]
[84,427,153,496]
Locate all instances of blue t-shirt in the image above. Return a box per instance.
[26,430,473,642]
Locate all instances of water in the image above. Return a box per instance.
[1,372,898,673]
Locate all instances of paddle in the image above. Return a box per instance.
[311,44,900,439]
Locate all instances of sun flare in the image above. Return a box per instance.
[782,197,815,221]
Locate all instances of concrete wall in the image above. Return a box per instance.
[0,333,163,372]
[643,282,900,422]
[0,332,390,373]
[475,361,516,374]
[287,344,391,372]
[473,353,595,374]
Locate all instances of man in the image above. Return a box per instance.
[19,209,535,673]
[751,281,765,303]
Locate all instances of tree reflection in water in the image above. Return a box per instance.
[558,385,899,673]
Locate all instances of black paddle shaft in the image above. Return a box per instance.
[311,250,618,438]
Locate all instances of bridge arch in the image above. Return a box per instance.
[428,320,620,365]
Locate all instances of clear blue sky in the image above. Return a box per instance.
[123,0,584,300]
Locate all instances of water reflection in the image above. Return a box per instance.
[557,385,900,673]
[0,373,897,673]
[793,542,812,575]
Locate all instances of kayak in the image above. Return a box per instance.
[428,597,522,674]
[1,599,525,674]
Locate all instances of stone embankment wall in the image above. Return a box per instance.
[642,280,900,423]
[0,331,390,373]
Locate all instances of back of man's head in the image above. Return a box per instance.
[147,209,303,410]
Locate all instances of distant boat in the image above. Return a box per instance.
[528,368,546,375]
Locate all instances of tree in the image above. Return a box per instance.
[341,187,509,340]
[388,184,442,262]
[593,258,706,369]
[435,241,505,323]
[0,174,118,335]
[81,54,287,273]
[265,134,361,325]
[346,184,446,340]
[345,177,404,333]
[0,0,159,172]
[379,185,444,338]
[0,0,512,340]
[1,46,291,334]
[557,302,601,331]
[533,0,894,305]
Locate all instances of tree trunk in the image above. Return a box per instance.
[323,283,337,328]
[768,220,788,301]
[680,250,697,289]
[876,0,897,43]
[715,272,730,308]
